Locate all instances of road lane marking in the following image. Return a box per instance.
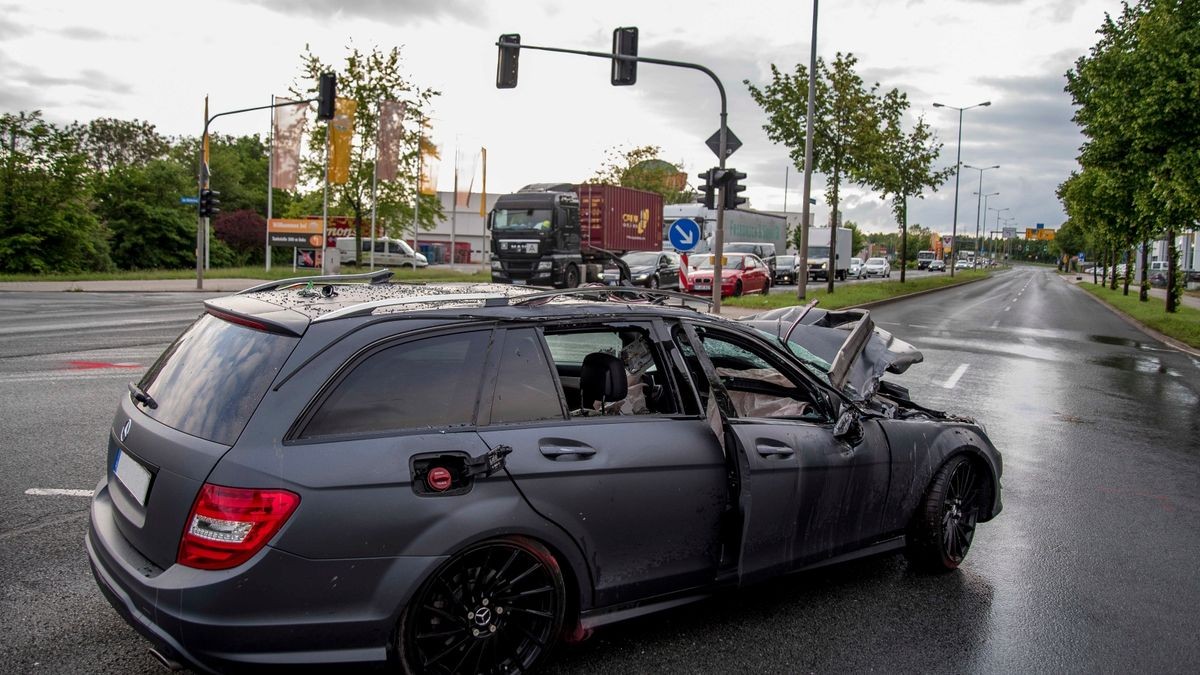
[942,363,969,389]
[25,488,95,497]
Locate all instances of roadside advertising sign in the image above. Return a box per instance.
[268,217,381,247]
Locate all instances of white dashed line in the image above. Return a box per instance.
[24,488,95,498]
[942,363,969,389]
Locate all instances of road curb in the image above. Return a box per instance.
[844,274,991,311]
[1059,276,1200,357]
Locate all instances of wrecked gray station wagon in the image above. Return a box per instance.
[87,270,1002,674]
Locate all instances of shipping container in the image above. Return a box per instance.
[577,184,663,253]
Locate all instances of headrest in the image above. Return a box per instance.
[580,352,628,409]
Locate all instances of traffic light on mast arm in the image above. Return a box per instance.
[723,170,747,210]
[496,34,521,89]
[611,27,638,86]
[199,189,220,218]
[317,72,337,121]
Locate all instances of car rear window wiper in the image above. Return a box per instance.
[128,382,158,409]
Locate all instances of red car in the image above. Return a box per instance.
[686,253,772,297]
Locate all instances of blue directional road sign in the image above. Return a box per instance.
[669,217,701,252]
[180,196,199,205]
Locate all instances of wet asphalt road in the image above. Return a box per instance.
[1,267,1198,673]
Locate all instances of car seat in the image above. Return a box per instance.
[579,352,628,415]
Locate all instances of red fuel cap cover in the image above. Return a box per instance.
[427,467,453,492]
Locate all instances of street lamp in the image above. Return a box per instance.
[988,207,1010,264]
[964,163,999,269]
[973,191,998,267]
[933,100,991,277]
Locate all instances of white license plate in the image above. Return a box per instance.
[511,279,527,286]
[114,449,152,506]
[693,284,711,291]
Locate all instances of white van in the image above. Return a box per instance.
[336,237,428,268]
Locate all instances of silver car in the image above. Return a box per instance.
[863,257,891,278]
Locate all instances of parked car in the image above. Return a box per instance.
[687,253,772,296]
[863,257,891,278]
[928,259,946,272]
[601,250,681,289]
[774,254,801,284]
[87,271,1002,674]
[849,257,865,278]
[724,241,778,277]
[337,236,428,268]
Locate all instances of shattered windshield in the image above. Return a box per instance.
[754,327,833,384]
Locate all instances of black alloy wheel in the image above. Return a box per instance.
[564,264,580,289]
[906,455,982,572]
[399,537,566,674]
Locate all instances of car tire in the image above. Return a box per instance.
[906,455,983,573]
[648,276,659,289]
[564,264,580,289]
[733,280,743,297]
[397,536,566,675]
[762,278,771,295]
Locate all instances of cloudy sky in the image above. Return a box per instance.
[1,0,1121,234]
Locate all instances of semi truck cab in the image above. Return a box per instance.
[490,185,583,287]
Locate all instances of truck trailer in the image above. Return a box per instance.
[490,183,663,287]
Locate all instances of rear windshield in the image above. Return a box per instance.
[137,314,299,445]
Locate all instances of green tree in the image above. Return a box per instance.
[1065,0,1200,311]
[293,44,441,264]
[67,117,168,173]
[867,89,954,282]
[747,52,883,293]
[591,144,692,204]
[92,159,198,270]
[0,111,111,273]
[843,220,867,258]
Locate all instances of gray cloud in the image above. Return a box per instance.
[57,26,114,41]
[242,0,487,26]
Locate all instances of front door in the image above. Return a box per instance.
[479,324,726,608]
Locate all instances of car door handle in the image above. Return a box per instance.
[755,441,795,459]
[539,444,597,460]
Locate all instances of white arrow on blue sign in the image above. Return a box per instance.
[669,218,701,252]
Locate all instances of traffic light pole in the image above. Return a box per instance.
[497,41,731,312]
[197,97,317,290]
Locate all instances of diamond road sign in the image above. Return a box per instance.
[705,128,741,159]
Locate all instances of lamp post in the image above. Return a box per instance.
[932,100,991,277]
[973,191,998,267]
[988,207,1009,264]
[964,163,999,269]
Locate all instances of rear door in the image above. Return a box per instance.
[479,322,727,608]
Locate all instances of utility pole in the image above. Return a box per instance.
[797,0,819,301]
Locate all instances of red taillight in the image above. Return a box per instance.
[177,483,300,570]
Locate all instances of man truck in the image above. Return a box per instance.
[806,227,853,281]
[490,184,663,288]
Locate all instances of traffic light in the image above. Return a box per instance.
[611,27,638,86]
[723,170,747,210]
[496,34,521,89]
[696,168,716,210]
[199,189,220,218]
[317,72,337,121]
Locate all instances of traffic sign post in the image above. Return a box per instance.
[669,217,701,252]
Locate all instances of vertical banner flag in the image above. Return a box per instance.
[329,97,357,185]
[201,96,210,187]
[418,133,440,196]
[480,147,487,217]
[375,100,406,182]
[455,147,478,208]
[271,98,307,191]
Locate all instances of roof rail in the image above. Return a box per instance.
[238,269,394,295]
[309,285,711,324]
[311,293,510,323]
[510,286,713,308]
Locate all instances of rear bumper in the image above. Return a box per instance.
[87,480,444,673]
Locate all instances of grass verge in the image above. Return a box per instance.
[725,270,991,311]
[1077,282,1200,348]
[0,265,490,284]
